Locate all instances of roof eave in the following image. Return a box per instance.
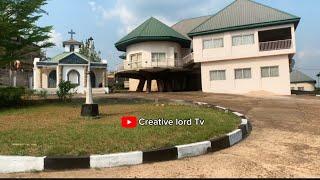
[115,36,191,52]
[291,81,317,84]
[188,18,301,37]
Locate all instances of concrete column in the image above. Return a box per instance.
[12,71,17,87]
[57,65,63,86]
[136,79,145,92]
[146,79,152,93]
[157,79,165,92]
[165,79,172,92]
[39,68,43,88]
[102,70,106,88]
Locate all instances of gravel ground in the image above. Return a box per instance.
[1,92,320,178]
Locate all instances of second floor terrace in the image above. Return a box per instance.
[193,24,297,63]
[117,52,194,72]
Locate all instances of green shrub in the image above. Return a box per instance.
[37,89,48,99]
[0,87,25,107]
[56,81,77,102]
[24,89,36,100]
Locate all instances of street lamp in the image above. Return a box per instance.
[81,37,99,117]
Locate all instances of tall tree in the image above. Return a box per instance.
[79,38,102,62]
[0,0,54,65]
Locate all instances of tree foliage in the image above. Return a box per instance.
[79,38,102,62]
[56,81,77,102]
[0,0,54,64]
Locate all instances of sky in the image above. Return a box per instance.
[38,0,320,84]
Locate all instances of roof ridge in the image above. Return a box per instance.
[144,17,189,40]
[189,0,239,34]
[171,15,211,28]
[138,17,153,37]
[247,0,300,19]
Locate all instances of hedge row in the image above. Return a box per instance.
[0,87,25,108]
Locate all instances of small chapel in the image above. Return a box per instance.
[33,30,108,94]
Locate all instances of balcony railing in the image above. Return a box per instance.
[259,39,292,51]
[118,58,189,71]
[182,52,194,64]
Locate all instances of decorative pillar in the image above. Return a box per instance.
[57,65,63,86]
[146,79,152,93]
[136,78,145,92]
[102,70,106,88]
[39,68,43,88]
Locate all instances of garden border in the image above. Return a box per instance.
[0,100,252,173]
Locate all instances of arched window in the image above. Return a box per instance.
[90,71,96,88]
[67,70,80,85]
[70,45,75,52]
[48,70,57,88]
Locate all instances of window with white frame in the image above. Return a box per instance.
[261,66,279,78]
[130,53,142,62]
[151,53,166,62]
[203,38,224,49]
[235,68,251,79]
[210,70,226,81]
[232,34,254,46]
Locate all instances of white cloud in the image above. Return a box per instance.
[48,30,63,47]
[88,0,228,37]
[89,0,137,35]
[297,50,320,59]
[45,30,64,57]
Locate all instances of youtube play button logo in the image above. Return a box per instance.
[121,116,138,128]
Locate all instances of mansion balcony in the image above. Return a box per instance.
[258,27,293,52]
[117,53,194,72]
[259,39,292,51]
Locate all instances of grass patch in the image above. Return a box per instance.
[0,98,239,156]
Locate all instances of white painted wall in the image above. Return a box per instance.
[193,24,296,63]
[33,58,40,89]
[64,44,80,53]
[128,78,158,92]
[201,55,291,95]
[62,65,85,94]
[124,41,183,70]
[291,82,316,91]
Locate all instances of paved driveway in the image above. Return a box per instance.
[2,92,320,178]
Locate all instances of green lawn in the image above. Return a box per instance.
[0,98,239,156]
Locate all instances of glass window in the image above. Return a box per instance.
[261,66,279,78]
[130,53,142,62]
[235,69,243,79]
[270,66,279,77]
[152,53,166,62]
[210,70,226,81]
[203,38,223,49]
[203,39,213,49]
[232,34,254,46]
[174,52,178,60]
[67,70,80,85]
[232,36,242,46]
[235,68,251,79]
[298,87,304,91]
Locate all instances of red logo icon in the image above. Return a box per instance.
[121,116,138,128]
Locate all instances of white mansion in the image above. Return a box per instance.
[33,34,108,94]
[115,0,300,95]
